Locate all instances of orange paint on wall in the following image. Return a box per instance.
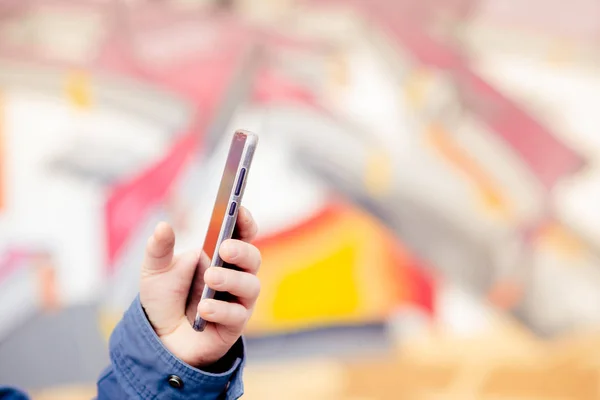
[34,254,60,311]
[536,221,586,259]
[383,231,436,315]
[426,123,512,218]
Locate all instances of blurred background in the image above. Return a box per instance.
[1,0,600,398]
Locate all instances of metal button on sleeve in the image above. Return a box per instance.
[168,375,184,389]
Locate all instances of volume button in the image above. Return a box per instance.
[228,202,237,216]
[235,168,246,196]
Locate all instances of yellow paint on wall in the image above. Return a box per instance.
[65,70,93,109]
[246,207,402,335]
[273,244,360,322]
[364,148,393,198]
[403,68,434,111]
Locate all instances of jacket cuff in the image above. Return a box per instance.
[109,296,245,400]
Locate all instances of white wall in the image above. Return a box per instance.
[2,89,170,304]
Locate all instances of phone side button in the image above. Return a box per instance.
[228,201,237,216]
[235,168,246,196]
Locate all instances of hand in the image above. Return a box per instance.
[139,207,261,368]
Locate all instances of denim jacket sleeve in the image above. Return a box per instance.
[0,296,245,400]
[99,295,245,400]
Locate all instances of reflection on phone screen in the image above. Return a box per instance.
[202,133,246,262]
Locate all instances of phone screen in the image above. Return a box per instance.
[202,132,247,262]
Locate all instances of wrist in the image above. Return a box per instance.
[200,337,244,373]
[157,323,243,369]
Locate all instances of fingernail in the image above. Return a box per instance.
[200,301,215,315]
[222,242,238,259]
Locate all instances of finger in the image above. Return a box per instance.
[204,267,260,307]
[219,239,261,275]
[235,207,258,242]
[197,299,248,333]
[142,222,175,274]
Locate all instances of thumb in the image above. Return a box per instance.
[142,222,175,275]
[140,222,200,335]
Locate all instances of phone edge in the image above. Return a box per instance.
[193,130,258,331]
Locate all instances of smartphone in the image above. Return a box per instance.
[192,130,258,332]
